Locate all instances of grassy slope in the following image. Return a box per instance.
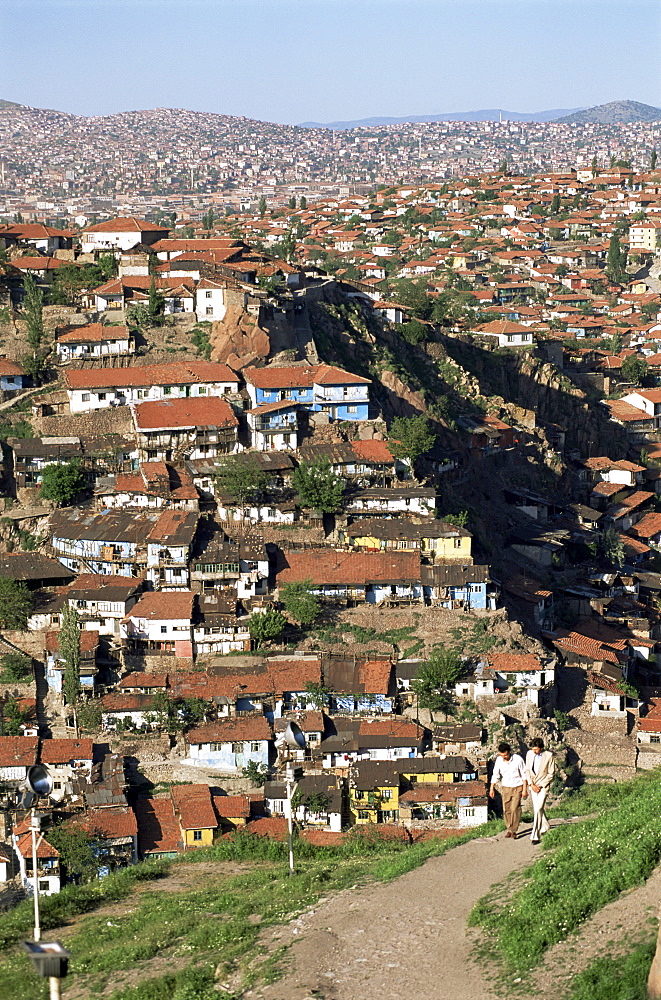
[469,769,661,977]
[1,822,502,1000]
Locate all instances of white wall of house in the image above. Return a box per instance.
[68,379,239,414]
[198,287,227,321]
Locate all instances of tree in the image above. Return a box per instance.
[591,155,598,178]
[0,652,32,682]
[412,646,463,720]
[60,605,81,706]
[280,580,321,626]
[215,453,269,506]
[389,414,436,465]
[47,822,101,883]
[249,608,286,646]
[2,697,31,736]
[76,700,102,732]
[599,527,625,568]
[148,276,164,325]
[621,355,649,385]
[0,578,32,630]
[242,760,270,786]
[258,196,267,218]
[292,459,344,513]
[300,196,307,210]
[40,460,85,505]
[288,196,296,210]
[550,193,561,215]
[305,681,330,709]
[652,150,658,171]
[606,232,627,284]
[22,273,44,351]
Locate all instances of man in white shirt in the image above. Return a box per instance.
[489,741,528,838]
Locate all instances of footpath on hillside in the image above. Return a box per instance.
[250,829,539,1000]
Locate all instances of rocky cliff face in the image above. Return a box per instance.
[209,305,271,370]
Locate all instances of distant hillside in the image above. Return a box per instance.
[299,108,582,130]
[556,100,661,124]
[0,99,24,110]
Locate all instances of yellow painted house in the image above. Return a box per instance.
[398,756,477,786]
[346,519,473,563]
[170,784,219,848]
[349,762,400,824]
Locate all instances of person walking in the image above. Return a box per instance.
[525,737,555,844]
[489,742,527,838]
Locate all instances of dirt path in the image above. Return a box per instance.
[250,827,541,1000]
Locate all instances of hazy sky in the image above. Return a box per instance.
[1,0,660,123]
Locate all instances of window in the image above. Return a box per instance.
[198,387,207,395]
[231,742,243,753]
[358,810,370,820]
[38,880,50,892]
[651,735,661,744]
[347,405,357,413]
[454,538,462,548]
[210,742,222,751]
[164,386,172,395]
[53,781,61,790]
[98,393,106,401]
[205,290,213,298]
[82,393,90,402]
[160,626,167,634]
[206,307,213,315]
[250,742,261,752]
[381,789,392,800]
[192,830,203,841]
[464,807,475,817]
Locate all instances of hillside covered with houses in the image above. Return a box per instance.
[0,157,661,902]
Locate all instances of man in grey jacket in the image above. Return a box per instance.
[525,737,555,844]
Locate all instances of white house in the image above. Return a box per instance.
[121,590,194,658]
[13,827,60,897]
[487,653,555,708]
[345,486,437,519]
[475,320,534,347]
[64,360,239,414]
[196,278,228,321]
[80,216,169,253]
[56,323,134,361]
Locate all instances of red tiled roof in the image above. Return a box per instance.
[64,361,237,391]
[212,794,251,819]
[84,806,137,839]
[351,440,394,463]
[45,630,99,655]
[11,256,71,271]
[84,216,169,234]
[40,738,94,764]
[245,816,288,840]
[133,396,238,431]
[135,797,183,855]
[0,736,38,768]
[118,672,169,690]
[358,718,422,738]
[488,653,543,673]
[170,784,218,830]
[125,590,194,622]
[0,358,25,377]
[15,832,59,860]
[244,363,370,389]
[57,323,130,344]
[186,716,273,746]
[628,513,661,539]
[276,549,420,586]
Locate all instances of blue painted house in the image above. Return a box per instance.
[0,359,27,393]
[45,628,99,694]
[244,363,370,422]
[185,716,273,771]
[422,564,497,611]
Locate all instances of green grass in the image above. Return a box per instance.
[567,938,656,1000]
[469,770,661,973]
[1,822,502,1000]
